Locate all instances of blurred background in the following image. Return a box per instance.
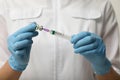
[110,0,120,49]
[110,0,120,26]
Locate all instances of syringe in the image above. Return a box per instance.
[36,23,71,40]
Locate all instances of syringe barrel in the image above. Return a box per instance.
[50,30,71,40]
[35,23,71,40]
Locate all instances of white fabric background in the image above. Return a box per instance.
[110,0,120,51]
[110,0,120,26]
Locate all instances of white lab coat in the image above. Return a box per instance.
[0,0,120,80]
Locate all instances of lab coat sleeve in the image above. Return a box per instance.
[102,0,120,74]
[0,15,10,68]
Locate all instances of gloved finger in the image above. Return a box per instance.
[74,41,98,53]
[14,31,38,42]
[70,34,76,43]
[80,49,98,56]
[74,35,96,48]
[7,35,16,44]
[8,46,16,54]
[13,22,37,36]
[12,49,27,61]
[71,32,90,44]
[26,45,32,55]
[12,39,33,50]
[15,46,31,58]
[15,49,26,56]
[8,43,31,58]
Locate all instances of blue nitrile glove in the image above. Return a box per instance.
[71,32,111,75]
[8,22,38,72]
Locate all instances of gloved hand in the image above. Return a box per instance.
[71,32,111,75]
[8,22,38,72]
